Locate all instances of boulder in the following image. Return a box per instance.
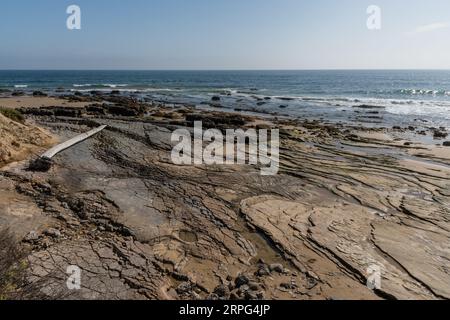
[176,282,192,295]
[269,263,284,273]
[54,108,82,117]
[24,230,39,242]
[256,264,270,276]
[234,274,250,288]
[213,284,230,298]
[44,228,61,238]
[433,130,448,139]
[106,105,139,117]
[33,91,47,97]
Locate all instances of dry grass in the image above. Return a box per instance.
[0,228,28,299]
[0,228,67,300]
[0,107,25,123]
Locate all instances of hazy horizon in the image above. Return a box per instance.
[2,68,450,71]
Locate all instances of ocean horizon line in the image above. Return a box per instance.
[1,68,450,72]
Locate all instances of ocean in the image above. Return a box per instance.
[1,70,450,129]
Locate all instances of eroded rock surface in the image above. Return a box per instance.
[1,96,449,300]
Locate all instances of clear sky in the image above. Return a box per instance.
[1,0,450,70]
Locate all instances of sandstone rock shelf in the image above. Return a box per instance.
[1,94,449,300]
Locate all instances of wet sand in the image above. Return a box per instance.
[0,93,449,300]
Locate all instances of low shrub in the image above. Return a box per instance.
[0,107,25,123]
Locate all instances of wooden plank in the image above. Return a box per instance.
[41,125,107,160]
[29,125,107,171]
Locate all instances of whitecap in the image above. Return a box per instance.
[102,84,128,88]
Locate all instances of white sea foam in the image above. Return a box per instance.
[241,92,450,119]
[73,84,129,88]
[70,88,139,93]
[142,88,182,92]
[102,84,128,88]
[299,95,450,119]
[14,84,28,88]
[70,87,182,93]
[385,102,450,119]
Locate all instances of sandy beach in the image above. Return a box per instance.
[0,91,449,300]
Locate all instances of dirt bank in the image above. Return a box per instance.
[0,113,55,166]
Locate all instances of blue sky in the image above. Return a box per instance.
[1,0,450,69]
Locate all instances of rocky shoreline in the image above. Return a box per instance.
[1,92,449,300]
